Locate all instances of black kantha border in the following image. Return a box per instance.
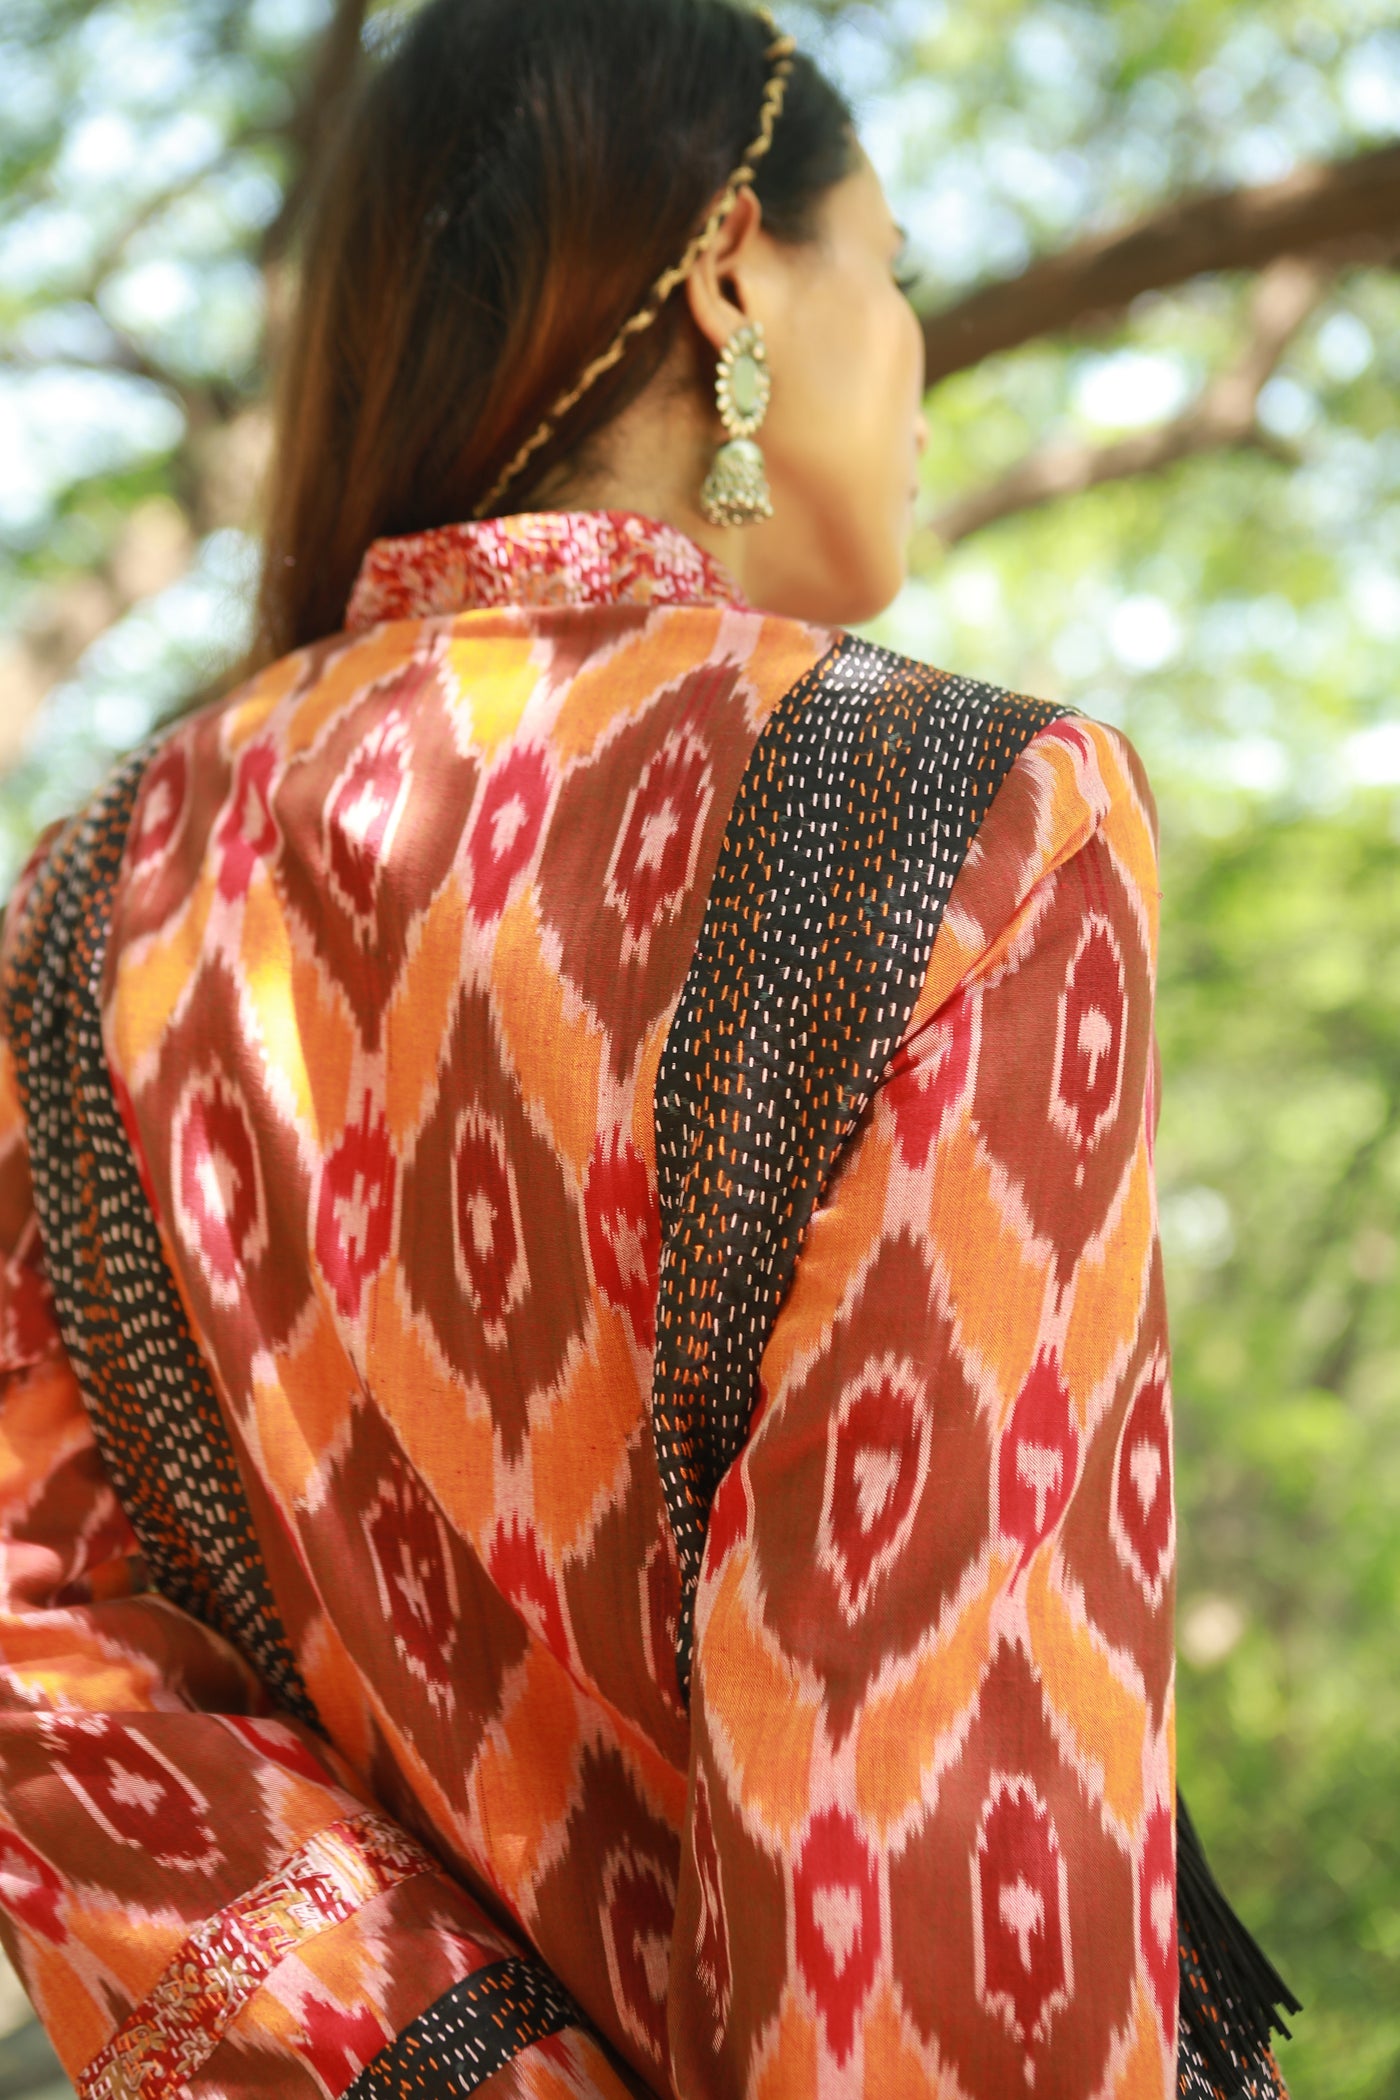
[651,632,1066,1701]
[1,752,318,1726]
[346,1958,584,2097]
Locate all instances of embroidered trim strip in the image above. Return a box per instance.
[78,1813,435,2100]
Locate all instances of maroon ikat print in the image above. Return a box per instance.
[602,1837,677,2074]
[586,1133,661,1352]
[46,1715,220,1872]
[968,839,1153,1288]
[998,1350,1081,1570]
[538,660,754,1077]
[885,988,978,1172]
[0,1239,55,1372]
[364,1464,463,1712]
[216,739,279,903]
[818,1356,933,1624]
[171,1068,270,1310]
[323,708,415,935]
[974,1777,1074,2066]
[640,1531,684,1720]
[1113,1359,1175,1607]
[793,1808,883,2065]
[1052,914,1131,1170]
[489,1516,571,1661]
[605,725,716,969]
[689,1769,732,2045]
[1139,1800,1178,2041]
[1060,1314,1177,1733]
[0,1827,65,1942]
[0,515,1187,2097]
[747,1227,996,1748]
[299,1995,394,2091]
[398,982,589,1456]
[276,652,481,1048]
[127,738,188,874]
[452,1105,531,1343]
[146,950,317,1359]
[308,1393,532,1794]
[888,1642,1139,2095]
[466,743,553,925]
[314,1091,397,1322]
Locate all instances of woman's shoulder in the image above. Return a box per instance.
[836,644,1160,1035]
[813,629,1156,875]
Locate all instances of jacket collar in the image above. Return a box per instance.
[345,509,747,631]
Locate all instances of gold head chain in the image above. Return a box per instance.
[473,8,798,520]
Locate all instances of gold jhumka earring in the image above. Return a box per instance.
[700,321,773,529]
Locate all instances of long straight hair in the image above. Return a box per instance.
[254,0,854,664]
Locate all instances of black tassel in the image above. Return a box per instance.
[1176,1789,1302,2099]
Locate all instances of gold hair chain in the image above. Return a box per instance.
[473,8,798,520]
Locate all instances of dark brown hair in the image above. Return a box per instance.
[255,0,854,661]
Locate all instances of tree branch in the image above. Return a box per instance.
[927,254,1335,546]
[77,130,284,297]
[0,328,228,434]
[920,142,1400,386]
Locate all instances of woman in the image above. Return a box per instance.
[0,2,1294,2096]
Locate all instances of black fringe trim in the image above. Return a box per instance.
[1176,1791,1301,2099]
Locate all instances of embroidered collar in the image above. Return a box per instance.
[345,510,747,631]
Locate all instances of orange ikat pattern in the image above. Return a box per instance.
[0,513,1173,2098]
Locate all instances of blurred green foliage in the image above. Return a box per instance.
[1,0,1398,2093]
[1162,801,1400,2096]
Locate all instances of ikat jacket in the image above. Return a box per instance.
[0,511,1176,2099]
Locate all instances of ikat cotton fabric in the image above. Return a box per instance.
[0,511,1175,2098]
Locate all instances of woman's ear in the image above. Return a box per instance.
[685,185,765,352]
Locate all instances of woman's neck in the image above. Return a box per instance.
[535,374,752,597]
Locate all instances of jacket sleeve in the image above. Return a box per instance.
[669,719,1177,2099]
[0,954,627,2096]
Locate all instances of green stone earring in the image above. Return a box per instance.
[700,321,774,528]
